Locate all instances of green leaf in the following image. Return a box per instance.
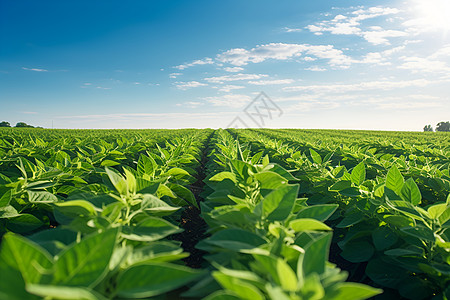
[351,162,366,186]
[52,228,118,287]
[366,258,406,288]
[303,233,332,276]
[204,291,241,300]
[400,225,435,242]
[309,149,322,165]
[296,204,338,222]
[116,263,203,298]
[0,189,12,207]
[340,241,374,263]
[386,165,404,194]
[122,217,182,242]
[276,258,298,291]
[7,214,44,233]
[400,178,421,205]
[105,167,127,195]
[289,218,332,232]
[204,229,267,252]
[372,226,398,251]
[330,282,382,300]
[26,284,107,300]
[27,190,58,203]
[0,233,53,284]
[54,200,97,218]
[212,272,264,300]
[254,171,288,190]
[100,159,120,167]
[210,172,237,183]
[168,183,198,208]
[329,181,352,192]
[141,194,180,213]
[263,184,298,221]
[427,203,447,220]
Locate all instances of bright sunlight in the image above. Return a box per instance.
[414,0,450,31]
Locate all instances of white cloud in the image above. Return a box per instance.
[305,66,327,71]
[283,78,439,93]
[216,43,353,67]
[204,73,268,84]
[399,57,450,73]
[169,72,183,78]
[247,79,295,85]
[174,58,214,70]
[216,85,245,92]
[284,27,303,32]
[175,81,208,90]
[22,67,48,72]
[305,6,407,45]
[223,67,244,72]
[203,94,252,108]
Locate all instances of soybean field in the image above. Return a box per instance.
[0,128,449,300]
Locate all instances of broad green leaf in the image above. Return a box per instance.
[309,149,322,165]
[137,154,155,176]
[297,204,338,222]
[100,159,120,167]
[400,178,421,205]
[427,203,447,219]
[0,189,12,207]
[52,228,118,287]
[209,171,237,183]
[105,167,127,195]
[351,162,366,186]
[212,272,264,300]
[303,233,332,276]
[27,190,58,203]
[7,214,44,233]
[289,218,332,232]
[372,226,398,251]
[400,225,435,242]
[330,282,382,300]
[141,194,180,213]
[301,273,324,300]
[204,229,266,251]
[263,184,298,221]
[116,263,203,298]
[386,165,404,194]
[123,168,137,194]
[204,291,241,300]
[122,217,182,242]
[0,233,53,284]
[26,284,107,300]
[276,258,298,291]
[168,183,198,208]
[340,241,374,263]
[329,181,352,192]
[54,200,97,217]
[254,171,287,190]
[366,258,406,288]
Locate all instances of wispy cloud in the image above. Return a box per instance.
[216,43,353,67]
[175,81,208,90]
[215,85,245,92]
[306,6,407,45]
[204,73,268,84]
[169,72,183,78]
[22,67,48,72]
[283,78,443,93]
[174,58,214,70]
[247,79,295,85]
[283,27,302,33]
[223,67,244,72]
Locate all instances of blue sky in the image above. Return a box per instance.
[1,0,449,130]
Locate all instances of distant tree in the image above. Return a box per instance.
[423,124,433,132]
[0,121,11,127]
[436,121,450,132]
[15,122,34,128]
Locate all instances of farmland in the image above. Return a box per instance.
[0,128,449,300]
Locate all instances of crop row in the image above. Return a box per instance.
[0,128,448,299]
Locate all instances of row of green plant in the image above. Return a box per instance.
[183,129,381,300]
[229,128,450,299]
[0,129,211,299]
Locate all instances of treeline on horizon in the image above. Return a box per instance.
[0,121,42,128]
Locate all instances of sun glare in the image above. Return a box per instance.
[415,0,450,31]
